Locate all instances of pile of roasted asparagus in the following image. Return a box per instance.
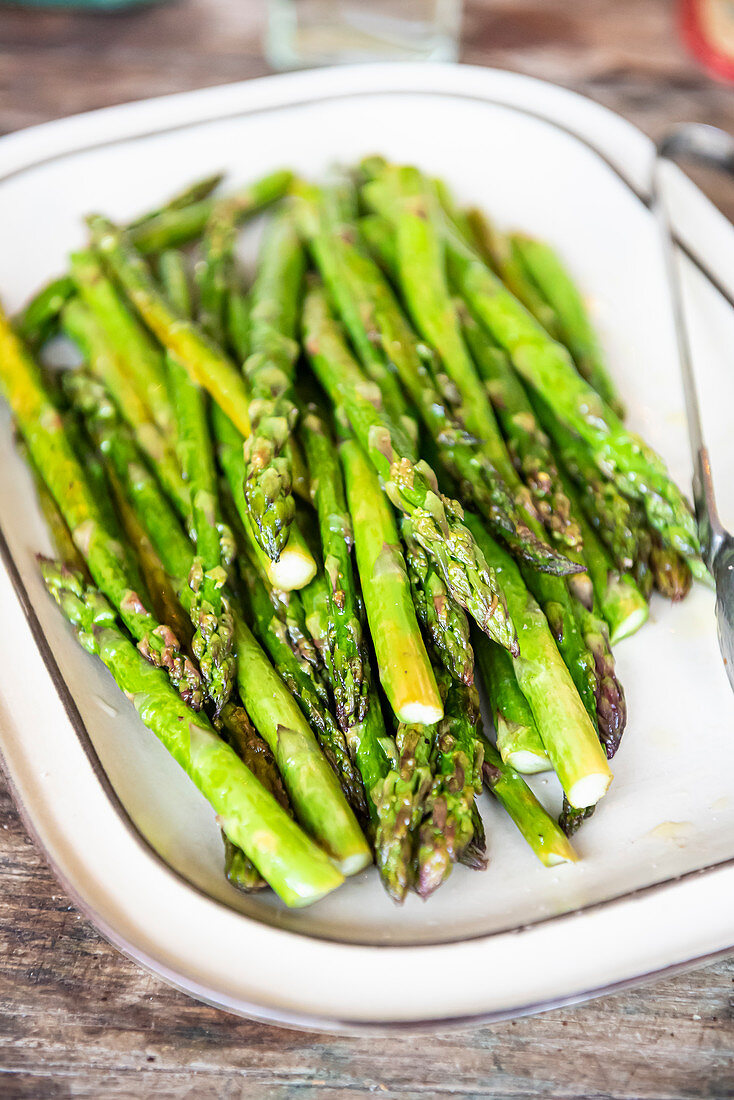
[0,160,704,908]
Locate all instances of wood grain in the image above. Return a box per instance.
[1,1,734,1094]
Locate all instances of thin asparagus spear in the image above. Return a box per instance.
[61,299,189,519]
[474,630,550,774]
[233,616,372,876]
[239,553,368,820]
[344,674,395,830]
[465,314,583,554]
[360,170,580,579]
[87,215,252,437]
[41,561,343,907]
[0,308,200,704]
[70,250,174,436]
[297,187,575,577]
[466,514,613,809]
[128,172,224,230]
[196,199,238,347]
[223,837,265,893]
[444,229,704,575]
[508,232,625,417]
[480,738,578,867]
[574,599,627,759]
[15,275,74,347]
[21,441,90,577]
[242,209,305,560]
[219,703,291,811]
[302,279,518,654]
[341,437,444,725]
[212,402,317,591]
[300,401,368,728]
[160,249,237,716]
[129,168,294,254]
[459,801,488,871]
[401,515,474,687]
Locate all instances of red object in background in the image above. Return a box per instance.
[681,0,734,81]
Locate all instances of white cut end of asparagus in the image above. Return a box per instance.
[398,701,445,726]
[507,749,551,774]
[265,549,317,592]
[610,605,649,645]
[545,850,577,867]
[567,772,612,810]
[336,848,374,877]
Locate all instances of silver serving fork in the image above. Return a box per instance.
[652,124,734,692]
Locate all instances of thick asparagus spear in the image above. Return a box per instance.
[465,315,582,554]
[300,401,368,729]
[444,230,704,574]
[242,210,305,560]
[401,515,474,687]
[0,308,200,704]
[87,215,253,437]
[41,561,343,907]
[61,299,189,520]
[212,402,316,591]
[466,514,613,809]
[129,168,294,254]
[160,252,237,716]
[302,279,518,654]
[70,250,174,436]
[480,738,578,867]
[508,232,625,417]
[233,616,372,875]
[474,630,549,774]
[341,437,444,724]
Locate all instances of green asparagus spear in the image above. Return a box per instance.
[444,230,704,574]
[219,702,291,812]
[87,215,252,437]
[128,172,224,230]
[401,515,474,687]
[223,837,265,893]
[0,308,200,705]
[480,738,578,867]
[300,401,368,729]
[466,514,612,809]
[15,275,74,347]
[233,616,372,875]
[212,402,317,591]
[508,232,625,417]
[21,441,90,577]
[302,279,518,654]
[649,532,693,602]
[41,561,343,907]
[196,200,238,348]
[129,169,294,254]
[474,630,550,774]
[70,249,174,436]
[242,210,305,560]
[341,437,444,724]
[61,298,189,519]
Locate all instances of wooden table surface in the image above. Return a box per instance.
[1,1,734,1096]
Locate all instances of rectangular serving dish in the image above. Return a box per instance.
[1,62,733,1031]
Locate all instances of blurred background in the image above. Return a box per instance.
[2,0,734,146]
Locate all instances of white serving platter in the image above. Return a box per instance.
[0,62,733,1032]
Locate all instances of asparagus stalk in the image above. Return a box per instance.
[480,738,578,867]
[223,837,265,893]
[242,210,305,560]
[41,561,343,907]
[61,298,189,519]
[87,215,253,437]
[233,616,372,875]
[160,252,237,716]
[341,437,444,724]
[21,441,90,578]
[444,230,704,574]
[212,402,317,591]
[401,515,474,687]
[70,249,174,436]
[15,274,74,347]
[474,630,550,774]
[302,279,518,654]
[129,168,294,254]
[128,172,224,230]
[0,308,200,704]
[195,206,237,346]
[466,514,613,809]
[465,314,583,554]
[219,702,291,812]
[300,400,368,728]
[508,232,625,417]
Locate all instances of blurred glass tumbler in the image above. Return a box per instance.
[266,0,462,68]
